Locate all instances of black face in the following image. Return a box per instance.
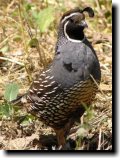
[60,7,94,42]
[62,13,87,41]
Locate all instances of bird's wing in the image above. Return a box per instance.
[27,67,63,103]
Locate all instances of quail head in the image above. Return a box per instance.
[11,7,101,149]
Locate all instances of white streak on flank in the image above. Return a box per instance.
[45,90,55,95]
[64,21,86,43]
[49,76,54,80]
[39,88,43,91]
[33,87,38,91]
[42,80,48,84]
[44,84,51,88]
[61,12,81,23]
[53,86,59,90]
[50,81,55,84]
[40,84,44,87]
[39,78,42,81]
[45,69,51,73]
[35,102,43,106]
[45,76,50,79]
[37,91,41,94]
[43,80,56,88]
[34,80,40,83]
[41,73,45,76]
[29,89,34,93]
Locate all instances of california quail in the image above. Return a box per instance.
[11,7,101,149]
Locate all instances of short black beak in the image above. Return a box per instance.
[81,20,88,28]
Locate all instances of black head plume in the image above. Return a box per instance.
[61,7,94,23]
[82,7,94,17]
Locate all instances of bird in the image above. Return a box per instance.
[11,7,101,149]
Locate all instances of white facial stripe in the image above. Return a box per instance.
[64,21,85,43]
[61,12,81,23]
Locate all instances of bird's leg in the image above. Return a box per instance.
[54,118,75,149]
[54,128,66,149]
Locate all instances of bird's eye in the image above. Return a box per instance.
[57,51,60,55]
[70,19,74,23]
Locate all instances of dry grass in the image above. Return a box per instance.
[0,0,112,150]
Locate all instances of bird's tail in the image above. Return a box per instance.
[10,93,28,105]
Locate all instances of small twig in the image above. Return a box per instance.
[6,0,16,12]
[97,128,102,150]
[18,2,28,56]
[0,35,13,48]
[26,20,33,39]
[89,108,111,126]
[26,22,47,67]
[0,56,24,66]
[18,1,32,82]
[95,0,101,10]
[5,16,21,27]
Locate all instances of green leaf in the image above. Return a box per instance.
[0,45,9,53]
[0,103,13,118]
[29,38,38,48]
[25,3,33,11]
[32,7,54,33]
[20,114,35,127]
[4,83,19,102]
[13,35,22,42]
